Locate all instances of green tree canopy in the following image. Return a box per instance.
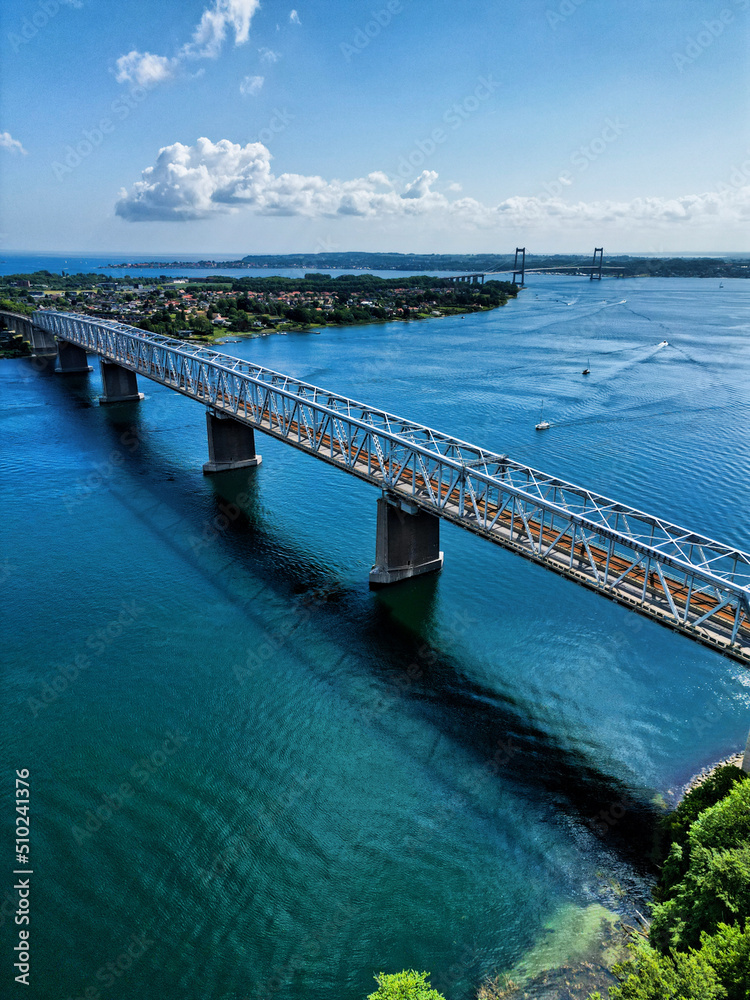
[367,970,446,1000]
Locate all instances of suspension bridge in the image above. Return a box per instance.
[447,247,627,285]
[21,309,750,676]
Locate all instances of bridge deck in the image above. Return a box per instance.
[34,309,750,665]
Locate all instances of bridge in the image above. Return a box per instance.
[446,248,627,286]
[0,309,57,354]
[446,272,487,285]
[29,309,750,686]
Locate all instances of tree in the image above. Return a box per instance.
[699,921,750,1000]
[650,780,750,951]
[650,844,750,952]
[658,766,748,868]
[589,773,750,1000]
[367,971,446,1000]
[288,305,312,324]
[190,315,213,335]
[590,944,726,1000]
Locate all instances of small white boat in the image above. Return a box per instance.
[658,340,669,347]
[535,401,551,431]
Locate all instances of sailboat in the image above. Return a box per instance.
[535,400,550,431]
[582,358,590,375]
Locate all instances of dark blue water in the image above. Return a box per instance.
[0,251,457,281]
[1,275,749,999]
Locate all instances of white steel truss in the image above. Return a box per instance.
[36,309,750,664]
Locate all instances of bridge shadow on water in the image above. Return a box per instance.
[41,365,663,878]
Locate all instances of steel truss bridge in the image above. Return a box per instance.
[35,309,750,666]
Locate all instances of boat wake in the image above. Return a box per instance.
[551,401,726,430]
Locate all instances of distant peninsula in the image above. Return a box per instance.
[105,252,750,278]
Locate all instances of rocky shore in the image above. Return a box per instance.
[672,749,746,803]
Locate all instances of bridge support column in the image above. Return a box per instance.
[99,360,144,404]
[742,728,750,773]
[369,495,444,587]
[203,409,262,475]
[30,325,57,354]
[56,340,92,374]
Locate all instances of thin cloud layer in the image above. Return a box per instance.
[0,131,27,155]
[115,0,261,88]
[115,137,750,233]
[240,74,265,96]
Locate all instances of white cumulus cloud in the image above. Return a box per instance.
[115,0,260,88]
[403,170,440,200]
[115,51,177,88]
[290,9,301,24]
[115,137,445,222]
[0,131,27,155]
[240,74,265,96]
[114,136,750,238]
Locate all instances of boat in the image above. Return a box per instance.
[535,401,551,431]
[658,340,669,347]
[582,358,590,375]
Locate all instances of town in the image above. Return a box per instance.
[0,271,518,350]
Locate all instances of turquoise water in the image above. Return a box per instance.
[1,275,749,998]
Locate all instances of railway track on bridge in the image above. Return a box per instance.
[33,309,750,666]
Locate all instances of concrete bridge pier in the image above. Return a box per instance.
[30,325,57,354]
[56,339,92,374]
[203,409,262,474]
[369,494,444,586]
[0,312,57,356]
[99,359,144,404]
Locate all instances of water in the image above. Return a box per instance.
[1,275,749,999]
[0,251,459,281]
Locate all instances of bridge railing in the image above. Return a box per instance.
[35,309,750,660]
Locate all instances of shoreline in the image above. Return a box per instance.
[660,746,747,818]
[479,744,749,1000]
[0,301,510,360]
[205,302,508,344]
[677,750,746,799]
[97,254,750,281]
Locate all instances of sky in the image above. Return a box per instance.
[1,0,749,255]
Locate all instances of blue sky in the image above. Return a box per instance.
[1,0,749,254]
